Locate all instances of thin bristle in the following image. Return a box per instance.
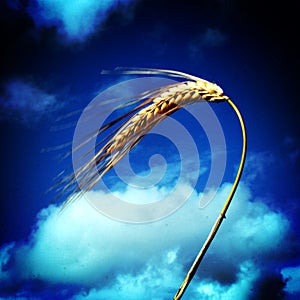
[101,67,200,82]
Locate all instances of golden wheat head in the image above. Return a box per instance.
[54,68,229,210]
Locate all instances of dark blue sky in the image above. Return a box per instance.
[0,0,299,299]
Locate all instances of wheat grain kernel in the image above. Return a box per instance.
[161,102,167,112]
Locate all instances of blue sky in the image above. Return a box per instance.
[0,0,299,299]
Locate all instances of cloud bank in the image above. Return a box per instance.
[0,174,295,299]
[0,79,61,124]
[27,0,136,42]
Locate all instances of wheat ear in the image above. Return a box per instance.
[58,76,229,209]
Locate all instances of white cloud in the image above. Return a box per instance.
[72,258,259,300]
[194,261,259,300]
[71,250,182,299]
[0,79,61,124]
[0,176,290,298]
[27,0,136,42]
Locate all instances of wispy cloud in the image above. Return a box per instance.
[200,28,227,47]
[188,28,227,59]
[0,166,292,298]
[0,79,61,124]
[243,151,274,184]
[27,0,136,42]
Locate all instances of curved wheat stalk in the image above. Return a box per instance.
[53,68,246,299]
[173,98,246,299]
